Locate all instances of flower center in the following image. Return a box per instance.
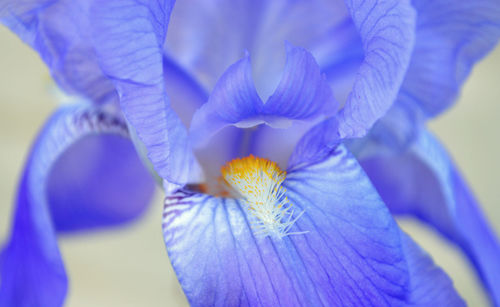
[221,155,306,239]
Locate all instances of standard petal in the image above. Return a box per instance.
[337,0,416,139]
[163,145,463,306]
[264,43,338,120]
[189,54,263,147]
[1,0,117,104]
[0,104,155,306]
[166,0,353,93]
[190,44,338,150]
[398,0,500,117]
[90,0,202,185]
[352,125,500,306]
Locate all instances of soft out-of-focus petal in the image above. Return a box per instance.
[166,0,351,94]
[1,0,117,104]
[163,145,463,306]
[0,104,154,306]
[398,0,500,117]
[352,125,500,306]
[90,0,202,185]
[48,136,155,232]
[312,18,364,103]
[337,0,416,139]
[190,45,336,149]
[163,55,208,128]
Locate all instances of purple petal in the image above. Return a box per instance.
[166,0,352,93]
[400,231,466,305]
[0,104,154,306]
[1,0,117,104]
[163,55,208,128]
[398,0,500,117]
[337,0,416,138]
[163,145,463,305]
[189,54,263,147]
[353,125,500,306]
[190,45,337,149]
[264,43,338,120]
[90,0,202,185]
[288,117,341,170]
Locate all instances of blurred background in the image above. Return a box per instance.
[0,25,499,306]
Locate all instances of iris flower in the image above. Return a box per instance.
[1,0,499,306]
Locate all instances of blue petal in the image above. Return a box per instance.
[190,45,337,148]
[264,43,338,120]
[163,55,209,128]
[400,231,465,305]
[189,54,263,147]
[398,0,500,117]
[47,135,155,232]
[0,104,155,306]
[166,0,355,93]
[288,117,341,170]
[89,0,202,185]
[1,0,117,104]
[352,125,500,306]
[163,145,463,306]
[336,0,416,139]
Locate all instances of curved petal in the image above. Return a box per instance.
[0,104,155,306]
[47,138,155,231]
[288,117,341,170]
[264,43,338,120]
[162,145,463,306]
[400,231,465,305]
[190,45,337,149]
[352,126,500,306]
[337,0,416,139]
[90,0,202,185]
[166,0,353,93]
[398,0,500,117]
[189,54,263,147]
[1,0,117,104]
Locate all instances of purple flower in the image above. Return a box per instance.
[1,0,499,306]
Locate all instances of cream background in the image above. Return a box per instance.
[0,25,499,306]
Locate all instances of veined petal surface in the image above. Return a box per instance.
[264,43,338,120]
[0,104,154,306]
[353,125,500,306]
[163,146,463,306]
[90,0,202,185]
[337,0,416,139]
